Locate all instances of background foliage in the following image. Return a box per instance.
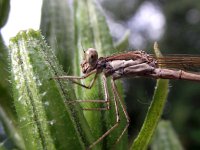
[1,0,200,149]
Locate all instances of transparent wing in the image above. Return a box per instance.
[153,54,200,71]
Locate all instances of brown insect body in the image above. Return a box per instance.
[54,48,200,149]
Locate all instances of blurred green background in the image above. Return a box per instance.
[1,0,200,149]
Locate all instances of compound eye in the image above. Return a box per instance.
[86,48,98,66]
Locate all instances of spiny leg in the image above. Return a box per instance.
[88,78,120,149]
[53,69,97,80]
[53,69,97,89]
[111,79,130,144]
[53,69,106,109]
[81,73,110,111]
[53,70,109,110]
[66,73,110,111]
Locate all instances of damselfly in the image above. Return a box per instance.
[53,45,200,149]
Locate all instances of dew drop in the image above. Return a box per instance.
[33,76,36,80]
[19,117,26,122]
[16,85,20,89]
[18,96,23,101]
[44,101,49,106]
[37,79,42,86]
[14,76,18,81]
[41,92,47,97]
[49,120,56,126]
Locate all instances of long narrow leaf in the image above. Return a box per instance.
[74,0,128,149]
[9,30,94,150]
[151,120,184,150]
[40,0,74,73]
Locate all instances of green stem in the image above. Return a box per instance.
[130,43,169,150]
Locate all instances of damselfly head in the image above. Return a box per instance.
[81,48,98,74]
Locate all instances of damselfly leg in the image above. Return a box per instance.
[53,73,129,149]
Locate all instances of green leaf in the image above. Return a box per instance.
[0,34,17,117]
[0,0,13,120]
[40,0,74,73]
[0,106,25,149]
[114,30,130,51]
[9,29,94,150]
[74,0,128,149]
[151,120,184,150]
[0,0,10,28]
[130,43,169,150]
[40,0,128,149]
[0,5,22,147]
[0,144,6,150]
